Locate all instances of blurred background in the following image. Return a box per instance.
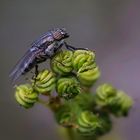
[0,0,140,140]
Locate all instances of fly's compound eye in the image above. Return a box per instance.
[53,31,63,40]
[52,28,69,40]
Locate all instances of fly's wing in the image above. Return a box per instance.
[9,48,40,83]
[31,32,52,47]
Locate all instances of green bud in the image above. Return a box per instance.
[95,84,133,117]
[76,111,101,136]
[56,76,81,100]
[15,84,38,109]
[50,50,73,75]
[55,102,81,127]
[74,93,95,111]
[72,50,95,71]
[110,90,133,116]
[97,113,112,135]
[55,104,73,127]
[72,50,100,86]
[32,70,56,95]
[95,84,117,106]
[77,66,100,86]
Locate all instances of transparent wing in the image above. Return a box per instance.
[9,48,39,83]
[31,32,52,46]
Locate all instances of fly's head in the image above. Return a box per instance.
[51,28,69,41]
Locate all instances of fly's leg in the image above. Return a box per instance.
[54,59,65,66]
[35,64,39,77]
[64,42,88,51]
[34,64,39,82]
[47,52,65,67]
[32,65,39,87]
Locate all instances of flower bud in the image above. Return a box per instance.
[15,84,38,108]
[32,70,56,94]
[55,104,74,127]
[74,93,95,110]
[77,66,100,86]
[95,84,117,106]
[72,50,100,86]
[56,76,81,100]
[110,90,133,116]
[97,113,112,135]
[72,50,95,71]
[50,50,73,75]
[76,111,101,136]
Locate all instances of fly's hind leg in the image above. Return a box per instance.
[64,42,88,51]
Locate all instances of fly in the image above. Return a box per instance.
[10,28,87,83]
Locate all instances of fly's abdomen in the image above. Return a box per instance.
[23,60,36,73]
[10,49,41,82]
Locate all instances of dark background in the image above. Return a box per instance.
[0,0,140,140]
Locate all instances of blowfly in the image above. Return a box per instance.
[10,28,87,83]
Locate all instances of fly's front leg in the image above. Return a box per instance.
[49,54,65,67]
[64,42,88,51]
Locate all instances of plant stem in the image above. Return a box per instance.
[38,98,49,107]
[82,86,91,93]
[66,128,75,140]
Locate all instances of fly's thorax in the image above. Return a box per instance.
[53,40,64,52]
[45,40,64,57]
[56,39,64,47]
[36,36,54,48]
[44,42,56,57]
[46,36,54,42]
[38,36,54,47]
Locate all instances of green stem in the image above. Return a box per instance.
[81,86,91,93]
[66,128,75,140]
[38,98,49,107]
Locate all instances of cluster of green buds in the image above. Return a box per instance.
[95,84,133,116]
[72,50,100,86]
[15,49,100,106]
[14,49,133,139]
[55,94,112,137]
